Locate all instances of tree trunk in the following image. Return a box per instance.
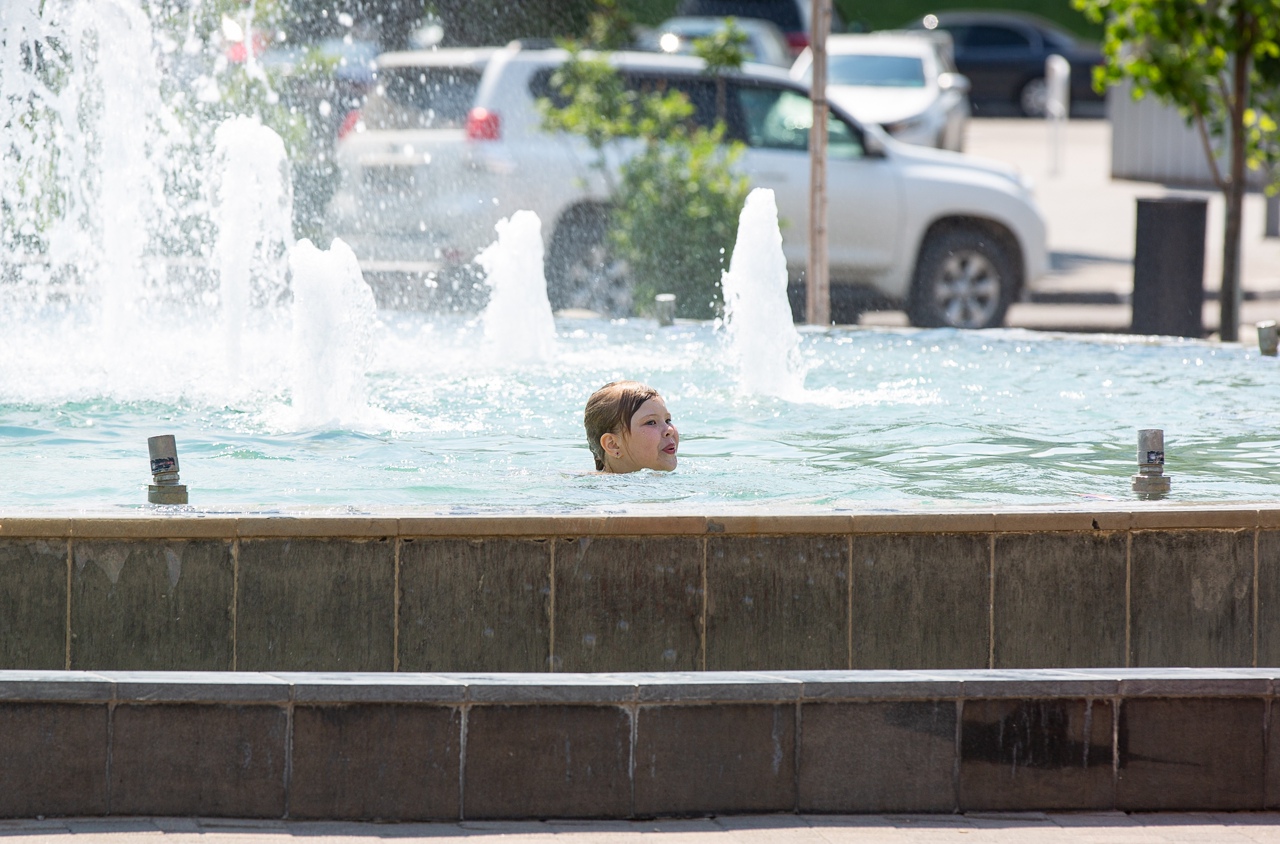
[1220,18,1252,342]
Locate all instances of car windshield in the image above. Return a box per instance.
[362,66,483,130]
[827,54,926,87]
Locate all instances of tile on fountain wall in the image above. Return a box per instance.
[993,533,1127,668]
[0,539,68,669]
[399,538,550,673]
[850,533,989,669]
[959,698,1114,811]
[290,704,461,820]
[705,536,848,671]
[1116,697,1264,810]
[798,700,956,812]
[1130,530,1253,667]
[633,703,796,815]
[463,704,631,818]
[1254,531,1280,666]
[0,702,108,816]
[109,703,288,817]
[236,538,395,672]
[70,540,233,671]
[555,536,702,672]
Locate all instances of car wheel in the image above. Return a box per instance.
[545,207,632,317]
[1019,76,1048,117]
[908,224,1016,329]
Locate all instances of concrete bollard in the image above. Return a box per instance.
[148,435,189,505]
[654,293,676,327]
[1258,320,1278,356]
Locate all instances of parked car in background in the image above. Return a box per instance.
[325,43,1048,329]
[637,16,792,67]
[904,10,1104,117]
[674,0,845,57]
[791,31,970,151]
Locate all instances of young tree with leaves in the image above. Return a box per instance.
[1074,0,1280,341]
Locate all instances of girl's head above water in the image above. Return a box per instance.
[584,381,679,474]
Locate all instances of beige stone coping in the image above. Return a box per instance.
[2,504,1280,539]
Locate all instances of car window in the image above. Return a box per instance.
[364,66,483,129]
[827,54,926,87]
[733,85,863,159]
[530,68,720,130]
[676,0,802,31]
[959,25,1031,50]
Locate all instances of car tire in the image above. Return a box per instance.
[908,224,1016,329]
[545,206,632,317]
[1019,76,1048,117]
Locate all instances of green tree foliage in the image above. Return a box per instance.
[1074,0,1280,341]
[538,18,749,319]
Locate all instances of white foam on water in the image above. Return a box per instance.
[720,188,806,398]
[287,237,378,429]
[475,210,557,364]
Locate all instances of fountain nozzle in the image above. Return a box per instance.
[148,435,189,505]
[1131,428,1171,499]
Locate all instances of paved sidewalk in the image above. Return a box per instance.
[861,117,1280,341]
[7,813,1280,842]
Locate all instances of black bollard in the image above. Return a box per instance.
[1131,196,1207,338]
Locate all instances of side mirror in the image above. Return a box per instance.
[938,72,971,94]
[863,130,887,157]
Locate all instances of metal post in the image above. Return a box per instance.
[806,0,830,326]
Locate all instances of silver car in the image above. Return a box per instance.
[791,32,971,151]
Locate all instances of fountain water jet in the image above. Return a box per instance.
[475,210,557,364]
[720,188,806,398]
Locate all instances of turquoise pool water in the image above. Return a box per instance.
[2,311,1277,513]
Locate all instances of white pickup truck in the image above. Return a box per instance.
[325,42,1048,328]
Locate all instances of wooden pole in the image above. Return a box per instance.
[806,0,831,325]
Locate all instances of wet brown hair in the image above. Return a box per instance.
[584,380,661,471]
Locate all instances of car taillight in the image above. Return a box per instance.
[466,107,500,141]
[337,109,362,141]
[785,31,810,55]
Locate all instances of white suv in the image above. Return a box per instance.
[325,42,1048,328]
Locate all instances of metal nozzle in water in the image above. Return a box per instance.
[1131,428,1171,499]
[1258,320,1278,356]
[148,435,188,505]
[654,293,676,327]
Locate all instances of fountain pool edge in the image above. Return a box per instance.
[2,504,1279,675]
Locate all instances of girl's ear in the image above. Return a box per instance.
[600,432,621,459]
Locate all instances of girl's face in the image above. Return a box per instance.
[606,396,679,473]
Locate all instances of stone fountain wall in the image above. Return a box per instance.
[1,508,1277,673]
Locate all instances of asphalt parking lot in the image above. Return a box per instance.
[860,116,1280,342]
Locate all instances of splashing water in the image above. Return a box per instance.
[475,210,557,364]
[211,116,294,378]
[721,188,806,398]
[289,238,378,429]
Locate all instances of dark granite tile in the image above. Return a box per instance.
[237,539,394,672]
[463,704,630,818]
[0,702,108,816]
[706,536,848,671]
[851,533,989,669]
[1268,699,1280,810]
[799,700,955,812]
[0,539,67,670]
[1130,530,1253,667]
[399,539,550,673]
[71,540,233,671]
[634,703,796,815]
[1117,697,1264,810]
[1255,531,1280,666]
[290,704,461,820]
[555,537,702,672]
[993,533,1127,668]
[960,698,1114,811]
[110,703,288,817]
